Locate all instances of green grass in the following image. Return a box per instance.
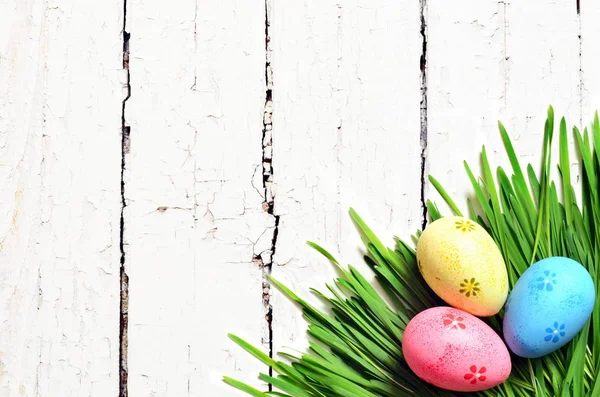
[224,107,600,396]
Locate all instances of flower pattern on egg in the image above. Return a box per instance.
[443,314,466,330]
[544,322,566,343]
[455,219,476,232]
[536,270,558,291]
[459,278,481,297]
[464,365,486,384]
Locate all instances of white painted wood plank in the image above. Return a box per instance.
[0,1,123,396]
[124,0,272,395]
[581,3,600,122]
[270,0,423,356]
[427,0,581,214]
[502,1,580,160]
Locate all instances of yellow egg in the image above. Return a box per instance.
[416,216,508,316]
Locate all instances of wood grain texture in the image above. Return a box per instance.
[0,0,123,396]
[124,0,271,395]
[269,0,423,356]
[427,0,581,214]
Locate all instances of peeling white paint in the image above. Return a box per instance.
[0,0,123,396]
[1,1,599,396]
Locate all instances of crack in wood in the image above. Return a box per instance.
[120,0,131,395]
[420,0,429,230]
[261,0,277,389]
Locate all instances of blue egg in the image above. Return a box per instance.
[502,256,595,358]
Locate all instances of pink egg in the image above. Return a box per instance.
[402,307,511,392]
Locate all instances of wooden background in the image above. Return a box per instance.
[1,0,598,396]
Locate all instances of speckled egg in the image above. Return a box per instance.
[402,306,511,392]
[416,216,509,316]
[502,256,595,358]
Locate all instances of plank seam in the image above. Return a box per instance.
[119,0,131,394]
[420,0,429,229]
[261,0,277,388]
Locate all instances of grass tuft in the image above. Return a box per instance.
[225,108,600,396]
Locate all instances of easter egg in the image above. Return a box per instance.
[416,216,509,316]
[502,256,595,358]
[402,306,511,392]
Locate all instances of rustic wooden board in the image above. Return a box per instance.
[124,0,272,395]
[2,1,599,396]
[269,0,423,358]
[0,0,123,396]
